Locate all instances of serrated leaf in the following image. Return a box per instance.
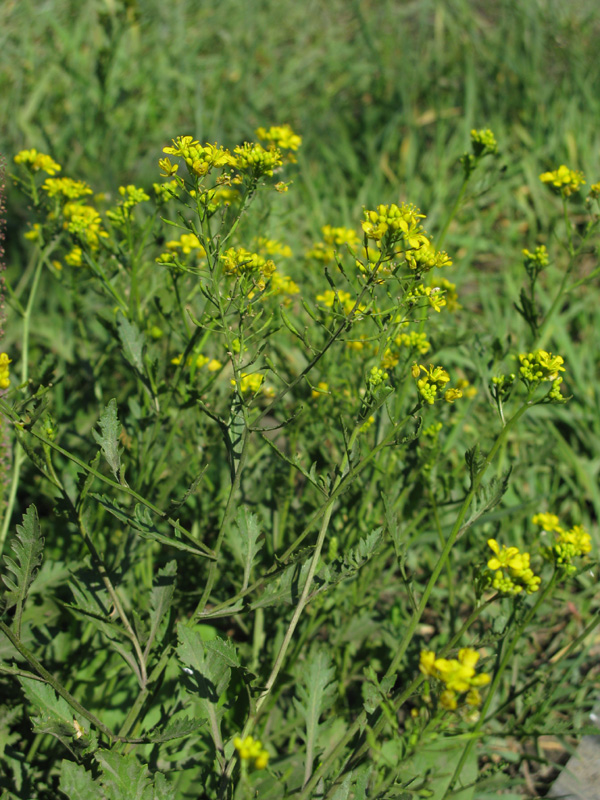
[465,443,485,489]
[117,313,145,373]
[251,559,312,610]
[147,715,205,743]
[228,506,263,590]
[92,399,123,483]
[91,494,207,557]
[95,751,152,800]
[152,773,176,800]
[19,678,83,744]
[59,761,104,800]
[2,505,44,635]
[146,561,177,653]
[177,626,236,710]
[293,647,336,780]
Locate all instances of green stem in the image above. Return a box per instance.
[0,247,47,555]
[441,571,559,798]
[301,595,499,800]
[1,420,215,559]
[297,403,529,799]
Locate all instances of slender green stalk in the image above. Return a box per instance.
[0,417,215,559]
[296,401,530,799]
[0,248,46,555]
[441,571,559,798]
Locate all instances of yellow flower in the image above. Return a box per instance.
[311,381,329,399]
[255,124,302,151]
[43,178,92,199]
[439,690,458,710]
[233,373,265,394]
[14,149,61,175]
[487,539,524,571]
[0,353,12,390]
[532,512,562,532]
[419,650,437,677]
[540,165,586,197]
[233,735,270,769]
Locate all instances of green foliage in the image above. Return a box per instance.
[1,3,599,799]
[1,506,44,635]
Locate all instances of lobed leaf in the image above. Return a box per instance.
[2,506,44,634]
[92,399,123,483]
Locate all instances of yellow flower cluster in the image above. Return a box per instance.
[307,225,361,263]
[117,184,150,210]
[233,735,269,770]
[42,177,92,200]
[232,373,265,395]
[407,284,447,313]
[470,128,498,156]
[14,149,61,176]
[518,350,566,400]
[361,203,451,274]
[435,277,461,312]
[157,233,207,267]
[63,203,108,250]
[315,289,356,315]
[233,142,282,178]
[162,136,236,178]
[368,366,388,387]
[269,272,300,297]
[486,539,541,594]
[532,513,592,574]
[419,648,491,710]
[255,124,302,152]
[255,237,293,259]
[395,327,431,355]
[0,353,12,390]
[171,352,222,373]
[522,245,549,269]
[412,364,462,405]
[539,165,586,197]
[220,247,276,289]
[153,180,180,203]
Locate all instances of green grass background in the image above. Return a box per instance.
[2,0,599,526]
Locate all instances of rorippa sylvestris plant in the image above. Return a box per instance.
[0,128,597,799]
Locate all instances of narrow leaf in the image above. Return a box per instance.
[146,561,177,653]
[147,716,205,743]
